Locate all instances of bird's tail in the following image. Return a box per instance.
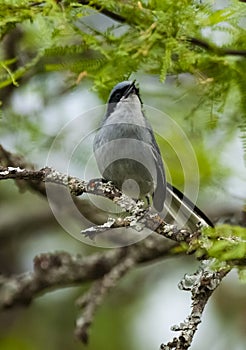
[163,183,214,230]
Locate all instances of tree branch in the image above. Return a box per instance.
[0,237,176,310]
[0,145,46,195]
[0,166,197,245]
[77,0,126,23]
[75,251,135,343]
[187,37,246,57]
[160,264,230,350]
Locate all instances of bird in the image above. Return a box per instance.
[93,80,213,229]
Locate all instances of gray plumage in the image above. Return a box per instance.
[93,81,166,212]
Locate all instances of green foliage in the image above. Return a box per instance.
[198,224,246,282]
[0,0,245,97]
[0,0,245,200]
[0,0,244,158]
[199,225,246,262]
[0,51,43,88]
[0,0,244,174]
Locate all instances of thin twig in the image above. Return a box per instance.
[187,37,246,57]
[75,250,135,343]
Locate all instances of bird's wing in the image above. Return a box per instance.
[144,127,165,212]
[152,147,166,212]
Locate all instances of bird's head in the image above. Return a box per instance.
[106,80,142,117]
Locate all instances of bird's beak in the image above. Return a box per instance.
[122,80,137,99]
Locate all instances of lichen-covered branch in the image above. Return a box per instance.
[160,263,230,350]
[0,166,196,245]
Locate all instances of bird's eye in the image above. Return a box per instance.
[114,92,121,100]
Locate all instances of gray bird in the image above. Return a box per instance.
[93,80,213,229]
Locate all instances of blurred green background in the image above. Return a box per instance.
[0,0,246,349]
